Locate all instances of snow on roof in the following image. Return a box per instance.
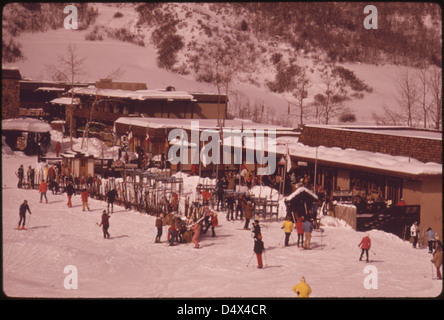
[35,87,66,92]
[70,86,194,101]
[115,117,291,131]
[285,186,319,201]
[2,118,52,133]
[271,138,442,177]
[50,97,80,105]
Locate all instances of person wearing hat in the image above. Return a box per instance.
[292,276,312,298]
[254,233,265,268]
[243,200,254,230]
[358,233,371,262]
[18,200,32,230]
[155,214,164,243]
[99,210,110,239]
[282,216,294,246]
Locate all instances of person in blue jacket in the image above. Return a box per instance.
[302,218,314,249]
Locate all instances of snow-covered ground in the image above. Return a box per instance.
[2,134,442,298]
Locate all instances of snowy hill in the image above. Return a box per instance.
[2,2,441,127]
[2,133,442,298]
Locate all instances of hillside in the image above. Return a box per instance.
[2,2,442,127]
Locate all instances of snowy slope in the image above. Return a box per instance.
[2,135,442,298]
[4,2,434,127]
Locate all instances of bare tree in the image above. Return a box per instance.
[81,67,125,149]
[428,67,442,130]
[197,36,253,126]
[396,67,419,127]
[292,67,312,127]
[416,65,432,128]
[47,44,86,150]
[314,64,348,124]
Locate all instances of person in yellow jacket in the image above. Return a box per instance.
[292,276,312,298]
[282,216,294,246]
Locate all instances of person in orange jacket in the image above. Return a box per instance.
[81,188,90,211]
[358,233,372,262]
[39,179,48,203]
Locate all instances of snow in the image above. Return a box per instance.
[2,118,52,133]
[2,133,442,298]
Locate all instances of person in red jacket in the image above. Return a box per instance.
[39,179,48,203]
[81,188,90,211]
[358,233,371,262]
[296,216,304,248]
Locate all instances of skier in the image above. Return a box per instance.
[39,179,48,203]
[99,210,110,239]
[411,221,419,248]
[27,165,35,189]
[243,201,254,230]
[431,246,442,280]
[235,193,245,220]
[302,218,314,249]
[292,276,312,298]
[155,214,164,243]
[358,233,371,262]
[81,188,90,211]
[191,221,201,248]
[282,216,294,246]
[296,216,304,248]
[65,182,75,207]
[254,234,265,269]
[18,200,32,230]
[106,188,118,213]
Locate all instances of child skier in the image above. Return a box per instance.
[254,234,265,268]
[358,233,371,262]
[191,221,201,248]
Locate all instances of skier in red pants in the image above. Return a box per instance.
[254,234,265,268]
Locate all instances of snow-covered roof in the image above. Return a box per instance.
[285,187,319,201]
[70,86,194,101]
[35,87,66,92]
[50,97,80,105]
[270,137,442,177]
[2,118,52,133]
[115,117,292,131]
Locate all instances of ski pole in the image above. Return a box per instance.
[246,252,255,267]
[27,213,32,229]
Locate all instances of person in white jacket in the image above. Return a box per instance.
[410,221,419,248]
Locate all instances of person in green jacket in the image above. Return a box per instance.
[292,276,312,298]
[282,216,294,246]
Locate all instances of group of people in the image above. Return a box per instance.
[281,215,315,250]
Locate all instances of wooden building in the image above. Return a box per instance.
[274,125,442,239]
[51,79,229,137]
[61,150,95,180]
